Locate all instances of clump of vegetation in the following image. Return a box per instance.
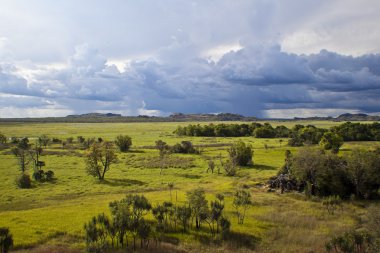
[0,227,13,253]
[115,135,132,152]
[0,133,7,144]
[319,132,344,153]
[325,230,375,253]
[228,141,253,166]
[322,195,342,214]
[170,141,199,154]
[272,147,380,199]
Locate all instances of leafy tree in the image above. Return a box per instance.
[186,188,208,229]
[37,134,50,148]
[84,215,108,253]
[319,132,344,153]
[115,135,132,152]
[233,189,253,224]
[292,148,325,196]
[228,141,253,166]
[346,149,380,199]
[0,227,13,253]
[12,147,30,174]
[85,142,118,180]
[175,205,192,233]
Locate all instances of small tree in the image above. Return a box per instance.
[207,160,215,173]
[37,134,50,148]
[176,205,192,233]
[187,188,209,230]
[228,141,253,166]
[85,142,117,180]
[233,189,253,224]
[115,135,132,152]
[0,227,13,253]
[155,140,170,174]
[319,132,343,153]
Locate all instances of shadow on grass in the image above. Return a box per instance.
[178,173,202,179]
[101,178,146,187]
[251,164,276,170]
[194,231,261,250]
[127,149,146,153]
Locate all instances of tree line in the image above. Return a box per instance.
[270,148,380,199]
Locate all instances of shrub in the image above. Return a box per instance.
[0,133,7,144]
[0,227,13,253]
[16,173,32,188]
[228,141,253,166]
[115,135,132,152]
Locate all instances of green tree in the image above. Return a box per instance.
[346,149,380,198]
[37,134,50,148]
[85,142,118,180]
[233,189,253,224]
[228,141,253,166]
[115,135,132,152]
[155,140,170,174]
[186,188,208,229]
[319,132,344,153]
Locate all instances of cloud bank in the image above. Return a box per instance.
[0,0,379,118]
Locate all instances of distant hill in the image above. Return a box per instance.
[0,112,378,123]
[66,113,122,118]
[334,113,380,121]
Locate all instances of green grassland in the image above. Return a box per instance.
[0,121,379,252]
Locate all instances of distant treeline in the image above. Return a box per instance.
[174,122,380,145]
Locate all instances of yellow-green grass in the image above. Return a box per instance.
[0,121,379,252]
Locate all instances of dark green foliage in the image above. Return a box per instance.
[174,122,291,138]
[16,173,31,188]
[320,132,344,153]
[32,170,54,182]
[228,141,253,166]
[115,135,132,152]
[170,141,198,154]
[346,150,380,199]
[0,227,13,253]
[332,122,380,141]
[290,148,380,198]
[288,125,327,147]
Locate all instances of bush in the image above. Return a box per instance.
[33,170,55,182]
[16,173,32,188]
[228,141,253,166]
[115,135,132,152]
[0,133,7,144]
[0,227,13,253]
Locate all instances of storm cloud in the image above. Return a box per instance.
[0,0,380,118]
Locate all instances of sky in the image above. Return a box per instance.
[0,0,380,118]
